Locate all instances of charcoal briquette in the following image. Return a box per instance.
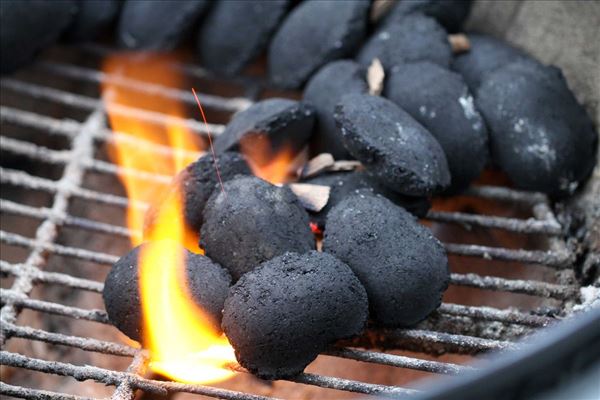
[304,171,430,228]
[356,14,452,73]
[384,0,473,33]
[197,0,290,76]
[476,61,597,197]
[1,0,77,75]
[303,60,369,159]
[103,243,231,342]
[118,0,210,50]
[323,193,449,327]
[143,152,251,237]
[268,0,370,89]
[222,251,368,379]
[334,93,450,196]
[64,0,121,42]
[385,61,488,193]
[452,33,533,91]
[214,98,315,156]
[201,176,315,281]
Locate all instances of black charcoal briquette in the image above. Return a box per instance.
[476,61,597,197]
[385,61,488,193]
[118,0,210,50]
[356,14,452,73]
[214,98,315,157]
[197,0,290,76]
[452,33,533,91]
[323,193,449,327]
[304,171,430,228]
[103,243,231,342]
[201,176,315,281]
[384,0,473,33]
[144,152,251,237]
[1,0,77,75]
[268,0,370,89]
[303,60,369,159]
[334,93,450,196]
[222,251,368,379]
[64,0,121,42]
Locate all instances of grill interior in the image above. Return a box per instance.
[0,44,584,399]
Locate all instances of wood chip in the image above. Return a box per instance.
[288,183,330,212]
[298,154,364,179]
[298,153,335,179]
[448,34,471,54]
[367,58,385,96]
[329,160,363,172]
[370,0,397,23]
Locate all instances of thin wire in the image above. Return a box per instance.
[191,88,226,197]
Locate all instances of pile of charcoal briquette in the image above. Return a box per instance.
[6,0,594,380]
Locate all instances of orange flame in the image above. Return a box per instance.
[239,135,305,184]
[102,53,236,384]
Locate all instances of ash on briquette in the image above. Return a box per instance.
[452,33,534,91]
[143,152,251,238]
[385,61,488,193]
[476,60,598,197]
[222,251,368,379]
[303,60,369,159]
[214,98,315,157]
[268,0,370,89]
[1,0,76,74]
[117,0,210,50]
[103,243,231,342]
[304,171,430,228]
[334,93,450,196]
[201,176,314,281]
[323,193,449,327]
[197,0,290,76]
[356,14,452,73]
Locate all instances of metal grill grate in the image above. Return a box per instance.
[0,45,582,399]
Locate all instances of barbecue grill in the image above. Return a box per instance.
[1,40,598,399]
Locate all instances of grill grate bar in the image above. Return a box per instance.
[1,230,120,265]
[0,199,134,239]
[1,168,574,267]
[37,61,252,112]
[0,288,518,355]
[426,210,562,235]
[449,273,575,299]
[3,322,136,357]
[0,382,92,400]
[1,227,575,301]
[1,288,110,324]
[1,104,204,160]
[437,303,551,327]
[0,260,103,293]
[1,350,422,399]
[0,133,569,237]
[324,347,472,374]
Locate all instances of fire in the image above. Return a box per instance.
[102,53,236,384]
[239,135,304,184]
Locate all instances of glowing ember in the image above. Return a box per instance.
[102,53,236,384]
